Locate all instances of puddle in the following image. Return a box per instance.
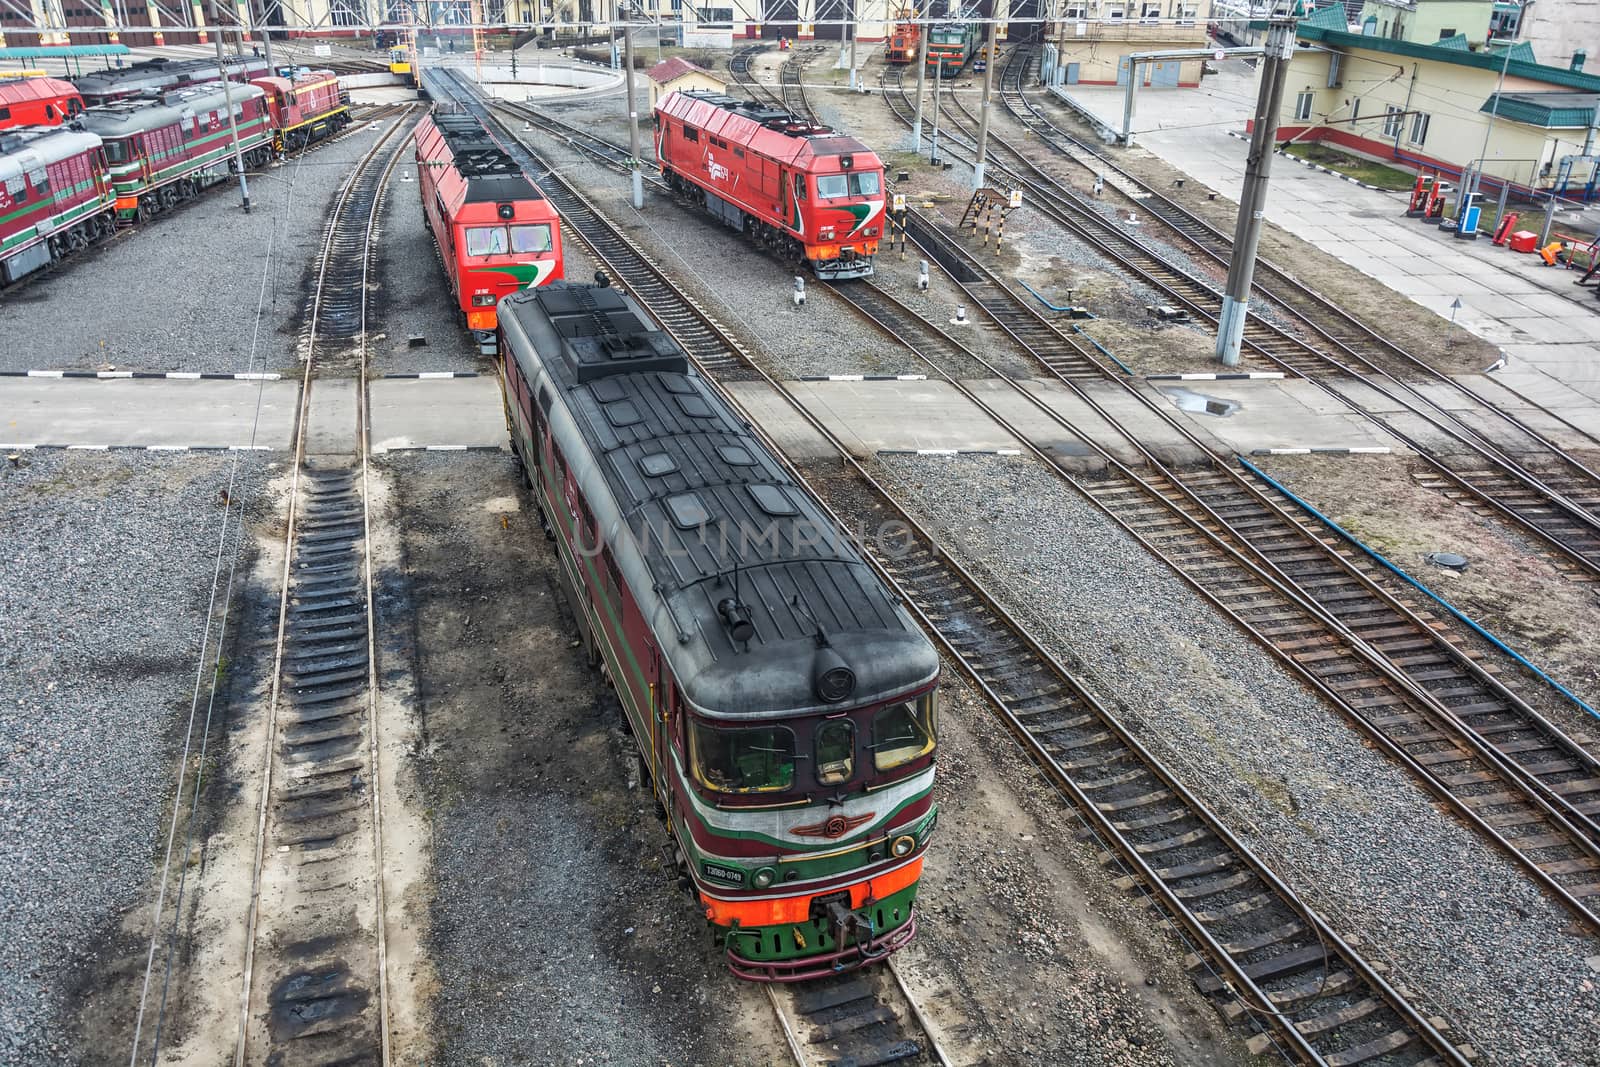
[1161,386,1242,417]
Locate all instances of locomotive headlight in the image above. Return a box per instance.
[891,835,916,858]
[472,293,496,306]
[752,866,777,889]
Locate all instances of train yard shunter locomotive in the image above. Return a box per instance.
[496,281,940,980]
[884,10,921,63]
[0,76,84,131]
[252,68,351,152]
[0,126,115,285]
[79,81,275,223]
[415,110,563,352]
[72,54,272,107]
[654,89,888,281]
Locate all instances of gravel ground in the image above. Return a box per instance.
[369,153,486,375]
[0,450,277,1064]
[877,451,1600,1067]
[388,451,784,1066]
[0,120,402,376]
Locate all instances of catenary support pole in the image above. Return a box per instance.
[972,21,995,188]
[213,2,251,214]
[912,13,929,151]
[848,4,857,90]
[1215,17,1294,366]
[624,22,644,209]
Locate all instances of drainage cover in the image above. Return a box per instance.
[1426,552,1469,572]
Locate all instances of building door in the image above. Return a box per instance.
[1151,60,1179,86]
[1116,56,1129,85]
[813,0,852,40]
[761,0,799,37]
[1065,61,1079,84]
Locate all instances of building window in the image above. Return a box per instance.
[1106,5,1125,20]
[1383,105,1404,137]
[1409,112,1430,146]
[1064,3,1084,15]
[1176,3,1196,24]
[1438,27,1454,38]
[1141,2,1160,21]
[1294,92,1313,121]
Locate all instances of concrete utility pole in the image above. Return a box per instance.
[624,22,644,209]
[912,14,929,151]
[930,44,943,164]
[847,3,858,90]
[1215,17,1294,366]
[212,2,251,214]
[972,21,995,188]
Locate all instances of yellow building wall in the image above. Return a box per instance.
[1277,45,1596,191]
[1050,2,1214,86]
[649,70,727,108]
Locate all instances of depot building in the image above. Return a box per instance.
[1272,4,1600,200]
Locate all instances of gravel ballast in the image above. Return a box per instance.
[0,450,276,1063]
[879,451,1600,1067]
[0,120,403,376]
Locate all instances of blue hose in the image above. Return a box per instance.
[1238,455,1599,723]
[1013,280,1134,377]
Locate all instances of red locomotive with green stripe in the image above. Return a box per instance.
[654,88,887,281]
[498,282,939,980]
[78,80,275,223]
[416,111,563,354]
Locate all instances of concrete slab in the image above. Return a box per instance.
[1452,373,1600,452]
[777,379,1018,457]
[0,378,300,449]
[368,377,509,452]
[720,380,838,462]
[1147,378,1404,456]
[305,378,358,455]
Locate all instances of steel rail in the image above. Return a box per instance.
[232,114,412,1067]
[997,47,1600,459]
[827,272,1600,929]
[440,66,1475,1065]
[890,59,1600,581]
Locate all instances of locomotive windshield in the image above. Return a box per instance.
[466,224,554,256]
[872,695,936,771]
[691,693,937,796]
[816,171,881,199]
[692,723,796,793]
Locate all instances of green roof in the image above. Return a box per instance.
[1435,32,1470,50]
[1481,90,1597,127]
[1293,21,1600,91]
[0,45,130,58]
[1485,39,1535,61]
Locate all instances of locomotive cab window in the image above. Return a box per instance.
[692,722,795,793]
[871,694,937,771]
[511,223,553,253]
[465,226,510,256]
[817,174,847,199]
[818,172,880,198]
[815,719,855,785]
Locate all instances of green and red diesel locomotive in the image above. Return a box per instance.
[497,280,940,980]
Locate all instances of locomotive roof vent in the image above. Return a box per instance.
[529,286,688,384]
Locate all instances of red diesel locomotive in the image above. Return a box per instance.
[416,110,563,352]
[497,281,940,979]
[251,68,351,152]
[654,89,888,280]
[0,77,83,132]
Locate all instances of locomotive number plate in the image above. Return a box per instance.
[702,862,745,887]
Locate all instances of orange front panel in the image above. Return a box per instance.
[700,858,923,927]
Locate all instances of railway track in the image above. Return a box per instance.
[768,960,952,1066]
[233,112,413,1065]
[729,43,786,110]
[883,61,1600,583]
[437,68,1477,1065]
[499,89,1600,919]
[780,45,824,125]
[846,215,1600,930]
[432,69,752,376]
